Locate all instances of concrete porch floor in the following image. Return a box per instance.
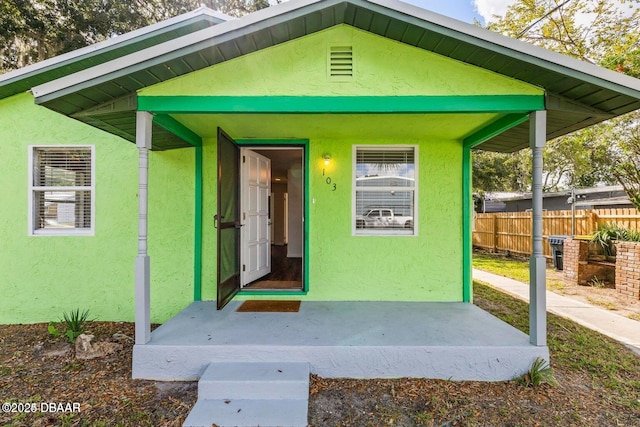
[133,301,549,381]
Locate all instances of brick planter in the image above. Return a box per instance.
[615,241,640,300]
[563,239,587,284]
[563,238,615,286]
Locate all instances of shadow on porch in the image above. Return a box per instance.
[133,301,548,382]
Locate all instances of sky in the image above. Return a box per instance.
[402,0,514,24]
[402,0,637,25]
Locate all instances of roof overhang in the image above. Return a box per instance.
[24,0,640,152]
[0,7,231,101]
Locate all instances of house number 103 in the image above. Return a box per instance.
[322,168,337,191]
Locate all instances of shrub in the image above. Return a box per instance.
[518,357,557,387]
[591,223,640,256]
[61,309,92,343]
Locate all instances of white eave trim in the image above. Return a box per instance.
[31,0,328,102]
[32,0,640,103]
[368,0,640,96]
[0,6,232,88]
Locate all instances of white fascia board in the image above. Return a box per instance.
[200,7,235,22]
[0,6,231,87]
[32,0,330,102]
[369,0,640,96]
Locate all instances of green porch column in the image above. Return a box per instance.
[135,111,152,345]
[529,110,547,346]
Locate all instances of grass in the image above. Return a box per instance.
[586,297,617,311]
[473,252,531,282]
[474,281,640,411]
[473,251,567,291]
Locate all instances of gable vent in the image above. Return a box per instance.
[329,46,353,80]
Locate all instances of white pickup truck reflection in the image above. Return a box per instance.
[355,208,413,229]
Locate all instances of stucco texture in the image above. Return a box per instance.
[196,136,462,302]
[0,93,195,324]
[306,138,463,301]
[142,24,539,304]
[141,25,542,97]
[1,22,544,324]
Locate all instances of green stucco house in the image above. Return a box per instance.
[2,0,640,386]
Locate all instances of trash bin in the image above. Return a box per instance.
[548,235,570,270]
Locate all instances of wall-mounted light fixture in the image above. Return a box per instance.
[323,154,331,165]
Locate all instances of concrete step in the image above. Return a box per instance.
[182,361,310,427]
[198,361,309,400]
[183,398,309,427]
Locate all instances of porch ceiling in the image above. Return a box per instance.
[171,112,501,140]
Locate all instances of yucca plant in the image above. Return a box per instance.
[62,309,92,343]
[591,223,640,256]
[519,358,557,387]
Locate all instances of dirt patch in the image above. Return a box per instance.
[0,322,197,426]
[547,268,640,319]
[474,248,640,320]
[1,297,639,426]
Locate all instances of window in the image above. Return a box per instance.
[353,146,417,235]
[29,146,94,235]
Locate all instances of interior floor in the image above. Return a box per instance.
[244,245,303,290]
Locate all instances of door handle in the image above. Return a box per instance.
[213,214,224,228]
[235,222,244,229]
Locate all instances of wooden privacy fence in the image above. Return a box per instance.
[473,208,640,258]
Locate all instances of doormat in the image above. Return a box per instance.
[236,300,301,312]
[246,280,302,289]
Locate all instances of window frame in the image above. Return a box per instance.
[352,145,418,236]
[28,145,96,236]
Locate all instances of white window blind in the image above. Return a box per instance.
[354,146,417,235]
[30,146,94,235]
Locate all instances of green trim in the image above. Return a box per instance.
[238,290,309,296]
[463,113,529,148]
[194,145,203,301]
[462,146,472,303]
[236,139,309,145]
[138,95,545,114]
[303,141,309,292]
[152,114,202,146]
[236,138,310,293]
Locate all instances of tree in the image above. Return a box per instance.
[0,0,270,72]
[472,131,616,194]
[477,0,640,201]
[472,150,530,193]
[610,111,640,209]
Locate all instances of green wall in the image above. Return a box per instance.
[1,23,544,324]
[147,147,196,321]
[195,135,462,303]
[142,24,538,303]
[305,137,463,301]
[141,25,542,98]
[0,93,194,324]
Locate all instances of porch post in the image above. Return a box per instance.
[529,110,547,346]
[135,111,153,345]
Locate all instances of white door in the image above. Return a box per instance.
[240,149,271,286]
